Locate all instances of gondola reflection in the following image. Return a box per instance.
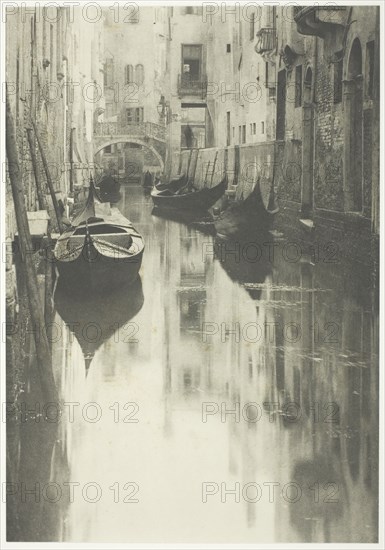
[151,206,216,235]
[214,234,272,300]
[54,275,144,374]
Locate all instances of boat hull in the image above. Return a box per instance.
[214,180,277,239]
[53,190,144,293]
[56,248,143,293]
[151,178,226,212]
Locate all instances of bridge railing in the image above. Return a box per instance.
[94,121,166,142]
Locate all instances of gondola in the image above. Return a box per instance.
[214,177,278,239]
[96,174,121,203]
[54,179,144,293]
[151,176,227,211]
[55,276,144,374]
[155,173,187,193]
[143,170,154,189]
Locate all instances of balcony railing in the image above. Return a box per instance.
[255,27,277,54]
[294,6,347,38]
[177,74,207,97]
[94,121,166,142]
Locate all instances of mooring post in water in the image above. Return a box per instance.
[26,127,54,348]
[21,99,64,233]
[6,95,58,401]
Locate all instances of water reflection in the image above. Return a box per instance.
[13,185,378,543]
[54,276,144,374]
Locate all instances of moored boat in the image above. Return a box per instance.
[54,179,144,292]
[143,170,154,189]
[155,173,188,193]
[151,176,227,211]
[214,178,278,239]
[96,174,121,202]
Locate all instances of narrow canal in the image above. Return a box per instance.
[12,185,378,543]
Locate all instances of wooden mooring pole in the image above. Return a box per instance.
[26,128,46,211]
[6,95,58,401]
[21,99,64,233]
[26,127,55,347]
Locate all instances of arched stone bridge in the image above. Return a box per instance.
[93,121,167,170]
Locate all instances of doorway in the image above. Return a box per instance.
[301,67,314,217]
[344,38,363,212]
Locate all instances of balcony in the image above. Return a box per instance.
[294,6,347,38]
[255,28,277,54]
[177,74,207,98]
[94,121,166,142]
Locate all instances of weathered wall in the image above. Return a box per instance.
[177,139,301,211]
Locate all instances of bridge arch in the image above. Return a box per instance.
[94,138,165,172]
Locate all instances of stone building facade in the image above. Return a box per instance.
[94,7,170,180]
[5,4,104,238]
[169,5,380,266]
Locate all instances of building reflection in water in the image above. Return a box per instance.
[14,186,378,543]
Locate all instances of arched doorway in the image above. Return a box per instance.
[301,66,314,217]
[344,38,363,212]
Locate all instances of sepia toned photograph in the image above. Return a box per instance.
[1,1,383,547]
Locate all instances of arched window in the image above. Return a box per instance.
[125,64,133,84]
[135,64,144,86]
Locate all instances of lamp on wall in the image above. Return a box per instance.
[157,95,170,124]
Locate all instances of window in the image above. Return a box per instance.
[126,107,144,124]
[250,12,255,40]
[104,58,114,87]
[261,121,265,134]
[125,64,134,85]
[135,64,144,86]
[295,65,302,107]
[226,43,231,53]
[265,62,269,88]
[333,52,343,104]
[238,126,241,144]
[242,125,246,144]
[250,123,253,134]
[104,145,112,153]
[366,41,375,99]
[182,44,202,80]
[183,7,202,15]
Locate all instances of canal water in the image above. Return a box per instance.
[11,185,378,543]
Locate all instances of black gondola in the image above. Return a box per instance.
[155,173,188,193]
[214,177,278,239]
[96,175,121,202]
[143,170,154,189]
[151,176,227,212]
